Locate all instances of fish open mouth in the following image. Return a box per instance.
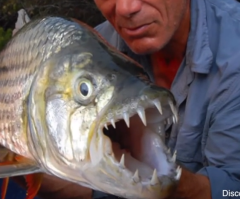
[99,97,180,185]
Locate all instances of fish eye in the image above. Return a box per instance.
[76,78,94,100]
[80,82,89,96]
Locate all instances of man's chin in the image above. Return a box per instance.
[124,38,164,55]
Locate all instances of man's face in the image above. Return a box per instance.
[94,0,189,55]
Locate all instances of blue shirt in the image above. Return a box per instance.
[94,0,240,198]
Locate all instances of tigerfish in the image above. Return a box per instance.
[0,16,181,199]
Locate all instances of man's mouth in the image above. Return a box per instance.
[100,99,180,185]
[121,23,153,37]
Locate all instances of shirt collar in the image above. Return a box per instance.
[185,0,213,74]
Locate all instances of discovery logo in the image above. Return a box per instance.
[223,190,240,197]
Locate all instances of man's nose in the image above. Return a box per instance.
[116,0,142,18]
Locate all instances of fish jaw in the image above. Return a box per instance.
[27,53,181,199]
[84,85,181,199]
[29,68,180,199]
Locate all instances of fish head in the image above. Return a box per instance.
[28,17,180,199]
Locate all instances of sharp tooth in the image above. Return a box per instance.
[169,101,178,122]
[150,169,159,185]
[137,108,147,126]
[123,113,130,128]
[167,118,171,125]
[133,169,140,183]
[169,100,175,113]
[172,150,177,162]
[153,99,162,115]
[141,95,145,101]
[104,124,108,130]
[120,154,125,168]
[111,119,116,128]
[172,115,176,124]
[167,148,171,155]
[175,166,182,181]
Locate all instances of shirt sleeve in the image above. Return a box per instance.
[197,71,240,199]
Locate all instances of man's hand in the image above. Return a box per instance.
[12,174,92,199]
[167,167,211,199]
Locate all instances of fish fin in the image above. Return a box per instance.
[0,149,42,199]
[0,146,11,162]
[1,177,9,199]
[25,173,43,199]
[14,154,33,164]
[0,162,40,178]
[12,9,31,36]
[0,151,41,178]
[0,149,13,199]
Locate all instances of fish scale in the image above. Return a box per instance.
[0,17,86,158]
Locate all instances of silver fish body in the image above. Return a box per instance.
[0,16,181,199]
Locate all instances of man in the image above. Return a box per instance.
[91,0,240,199]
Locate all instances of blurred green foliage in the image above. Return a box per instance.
[0,0,105,30]
[0,28,12,51]
[0,0,21,29]
[1,0,21,15]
